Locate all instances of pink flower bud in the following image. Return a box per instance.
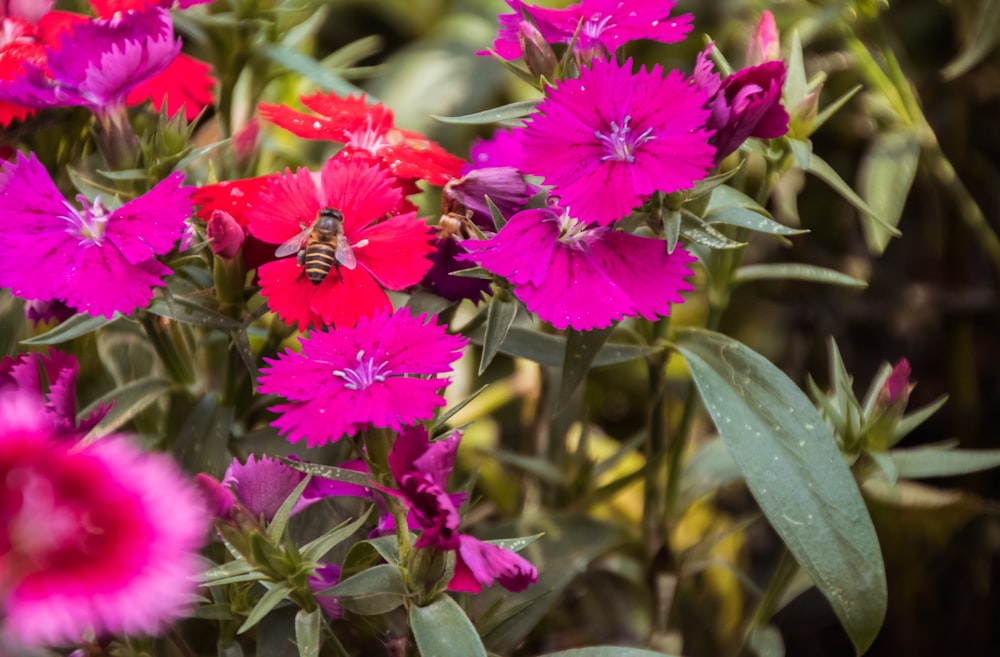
[232,116,260,168]
[206,209,244,259]
[517,19,557,80]
[879,359,911,407]
[195,472,237,520]
[746,11,780,66]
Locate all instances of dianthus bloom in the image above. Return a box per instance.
[461,206,697,330]
[0,394,206,650]
[0,349,109,435]
[246,158,435,330]
[0,7,181,118]
[515,57,715,225]
[693,46,789,163]
[387,425,537,593]
[0,152,192,318]
[258,308,467,446]
[485,0,692,61]
[259,92,465,187]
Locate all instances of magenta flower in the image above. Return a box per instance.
[387,426,537,593]
[0,348,109,436]
[693,47,789,163]
[464,128,524,173]
[515,57,715,225]
[309,563,343,618]
[0,7,180,116]
[462,206,697,330]
[0,152,192,318]
[486,0,692,61]
[0,394,206,649]
[258,309,467,446]
[878,359,912,408]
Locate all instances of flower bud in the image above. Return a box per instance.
[195,472,237,520]
[206,209,244,259]
[746,11,780,66]
[518,19,557,80]
[878,359,911,408]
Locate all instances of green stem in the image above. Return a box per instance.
[642,317,670,552]
[744,548,800,644]
[140,312,195,386]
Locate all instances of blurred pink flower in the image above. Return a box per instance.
[0,394,206,649]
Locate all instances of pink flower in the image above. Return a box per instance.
[257,309,467,446]
[465,128,523,173]
[879,359,911,407]
[485,0,692,62]
[693,46,789,163]
[461,206,697,330]
[0,152,192,318]
[0,349,109,436]
[246,158,436,330]
[0,394,206,649]
[515,57,715,225]
[746,11,780,66]
[387,426,537,593]
[206,209,244,259]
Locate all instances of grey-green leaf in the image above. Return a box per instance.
[706,207,807,236]
[295,608,322,657]
[733,264,867,288]
[673,328,886,655]
[858,129,921,254]
[432,100,538,125]
[410,595,488,657]
[807,153,900,237]
[559,325,615,411]
[890,446,1000,479]
[281,460,372,488]
[481,295,519,374]
[22,312,119,345]
[466,325,660,369]
[942,0,1000,80]
[680,210,747,250]
[79,377,172,443]
[238,583,293,633]
[301,508,372,562]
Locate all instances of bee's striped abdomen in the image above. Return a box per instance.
[304,243,337,284]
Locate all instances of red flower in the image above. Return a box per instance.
[192,175,278,272]
[125,53,215,121]
[247,158,435,330]
[259,92,465,186]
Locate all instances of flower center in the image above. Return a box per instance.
[557,209,589,243]
[70,195,110,245]
[581,13,614,38]
[346,117,388,155]
[333,349,391,390]
[594,116,655,163]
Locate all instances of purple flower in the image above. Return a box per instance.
[0,152,192,318]
[465,128,524,173]
[693,47,789,163]
[387,426,537,593]
[515,57,715,225]
[461,206,697,331]
[485,0,692,62]
[0,7,181,117]
[257,309,468,446]
[309,563,343,618]
[0,348,110,436]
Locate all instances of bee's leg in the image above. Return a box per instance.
[297,250,306,267]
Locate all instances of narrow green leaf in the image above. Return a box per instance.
[200,559,254,582]
[784,31,808,110]
[687,166,742,200]
[858,130,921,254]
[280,460,372,488]
[22,312,119,345]
[263,45,366,98]
[705,184,773,215]
[663,208,681,253]
[295,608,322,657]
[869,450,899,487]
[485,534,544,553]
[410,595,487,657]
[807,153,900,236]
[148,298,242,330]
[232,328,258,384]
[205,571,270,587]
[97,168,148,181]
[173,394,234,477]
[942,0,1000,80]
[706,207,807,236]
[486,195,508,231]
[433,384,489,433]
[481,448,565,484]
[267,476,311,542]
[174,138,231,173]
[432,100,538,125]
[892,396,948,443]
[733,264,867,288]
[559,325,615,411]
[326,563,408,613]
[79,377,172,442]
[341,536,401,581]
[238,583,293,634]
[466,325,660,369]
[301,508,372,562]
[813,85,863,133]
[788,139,812,171]
[674,328,886,655]
[321,34,384,69]
[481,295,519,374]
[535,648,681,657]
[890,445,1000,479]
[680,210,747,250]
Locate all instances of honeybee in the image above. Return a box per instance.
[276,207,357,285]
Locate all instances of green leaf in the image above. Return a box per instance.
[433,384,488,434]
[466,325,660,369]
[22,312,119,345]
[280,460,372,488]
[812,85,862,133]
[704,184,773,215]
[733,264,867,288]
[173,138,230,173]
[858,130,921,254]
[238,583,293,633]
[148,297,242,330]
[173,394,234,477]
[481,295,519,374]
[705,207,807,236]
[892,396,948,444]
[97,168,148,181]
[673,328,886,655]
[788,139,812,170]
[301,508,372,562]
[747,626,786,657]
[267,476,311,542]
[942,0,1000,80]
[295,608,322,657]
[890,445,1000,479]
[663,208,681,253]
[326,564,407,615]
[263,45,366,98]
[535,649,681,657]
[807,153,900,237]
[341,536,401,580]
[200,559,255,583]
[432,100,538,125]
[410,595,488,657]
[559,325,615,411]
[784,31,808,110]
[321,34,384,69]
[680,210,746,250]
[486,195,508,231]
[79,377,172,442]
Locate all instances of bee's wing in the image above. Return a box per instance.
[335,234,357,270]
[275,227,311,257]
